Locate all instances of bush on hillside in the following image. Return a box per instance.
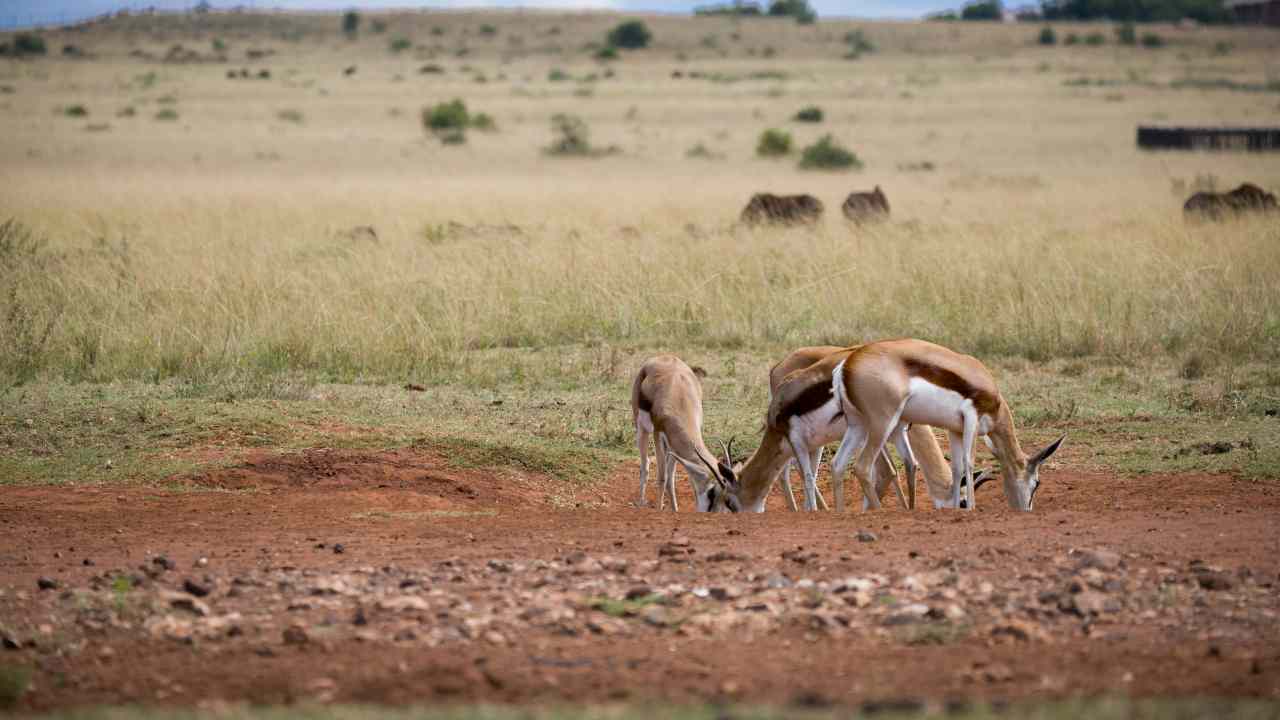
[798,135,862,170]
[606,21,652,50]
[756,128,792,157]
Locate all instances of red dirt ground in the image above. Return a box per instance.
[1,448,1278,712]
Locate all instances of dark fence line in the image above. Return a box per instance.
[1137,126,1280,151]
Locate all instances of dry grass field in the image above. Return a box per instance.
[2,8,1280,718]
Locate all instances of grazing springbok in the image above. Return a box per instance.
[826,339,1065,512]
[769,346,989,511]
[693,346,975,514]
[630,354,720,511]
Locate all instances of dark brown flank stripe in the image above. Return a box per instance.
[636,387,653,414]
[776,380,835,429]
[902,358,1000,416]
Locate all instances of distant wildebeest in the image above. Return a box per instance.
[740,193,823,226]
[842,185,890,223]
[1184,182,1278,221]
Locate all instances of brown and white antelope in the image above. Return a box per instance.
[767,346,990,511]
[630,354,721,511]
[825,339,1065,512]
[698,346,971,513]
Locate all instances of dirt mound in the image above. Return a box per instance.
[181,448,554,511]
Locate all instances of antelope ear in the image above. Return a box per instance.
[1029,434,1066,467]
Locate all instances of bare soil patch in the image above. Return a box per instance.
[1,449,1278,712]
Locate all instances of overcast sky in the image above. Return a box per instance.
[1,0,952,29]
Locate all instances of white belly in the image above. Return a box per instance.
[790,397,847,448]
[903,377,971,432]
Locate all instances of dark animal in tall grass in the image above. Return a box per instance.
[740,193,823,226]
[842,186,890,224]
[1183,183,1277,221]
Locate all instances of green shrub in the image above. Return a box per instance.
[548,68,570,82]
[155,108,179,121]
[606,21,652,50]
[389,37,411,53]
[545,113,592,156]
[1116,22,1136,45]
[63,104,88,117]
[424,98,471,135]
[342,10,360,36]
[1212,40,1232,55]
[1085,32,1106,45]
[1038,26,1056,45]
[793,105,823,122]
[419,63,445,74]
[844,29,875,58]
[276,109,304,124]
[479,24,498,36]
[1140,32,1164,47]
[13,33,47,56]
[471,112,497,131]
[798,134,862,170]
[594,46,619,61]
[756,128,792,157]
[768,0,817,23]
[1064,32,1080,45]
[960,0,1002,20]
[212,37,226,52]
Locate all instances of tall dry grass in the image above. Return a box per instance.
[3,11,1279,387]
[3,204,1276,387]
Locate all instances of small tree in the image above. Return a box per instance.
[768,0,817,23]
[606,21,652,50]
[960,0,1002,20]
[756,128,792,157]
[389,37,411,53]
[798,135,861,171]
[342,10,360,37]
[1038,26,1056,45]
[423,99,470,144]
[13,33,47,56]
[1115,22,1136,45]
[793,106,823,123]
[546,113,592,156]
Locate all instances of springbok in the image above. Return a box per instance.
[695,347,974,514]
[769,346,989,511]
[826,339,1065,512]
[630,354,720,511]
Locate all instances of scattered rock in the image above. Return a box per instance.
[152,555,175,571]
[706,551,748,563]
[624,586,653,601]
[856,530,878,543]
[1075,548,1122,571]
[991,620,1051,644]
[37,577,58,590]
[332,544,345,554]
[1195,571,1234,591]
[161,590,210,617]
[182,578,211,597]
[282,624,309,645]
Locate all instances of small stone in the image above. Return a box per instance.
[82,559,95,567]
[1196,571,1233,591]
[1069,591,1110,616]
[856,530,878,543]
[641,606,671,627]
[625,586,653,601]
[483,631,506,645]
[164,592,210,617]
[765,574,792,589]
[332,544,345,554]
[182,578,211,597]
[152,555,175,571]
[1075,548,1122,571]
[706,551,748,563]
[195,557,208,568]
[282,624,309,645]
[37,577,58,591]
[487,560,512,573]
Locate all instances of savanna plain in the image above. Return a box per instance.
[1,8,1280,718]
